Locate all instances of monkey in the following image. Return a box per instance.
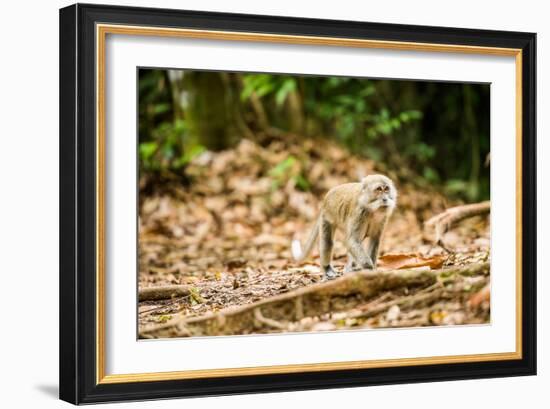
[291,174,397,280]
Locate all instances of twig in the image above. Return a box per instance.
[354,292,394,311]
[138,284,190,302]
[254,308,288,330]
[138,295,190,316]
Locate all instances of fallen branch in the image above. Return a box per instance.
[139,295,190,315]
[140,262,489,338]
[138,285,190,302]
[424,201,490,250]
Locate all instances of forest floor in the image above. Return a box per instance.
[137,136,491,338]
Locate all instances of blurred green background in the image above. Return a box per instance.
[138,69,490,201]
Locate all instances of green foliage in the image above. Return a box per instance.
[189,287,204,305]
[241,74,297,106]
[177,144,206,168]
[138,70,207,172]
[139,68,490,201]
[139,118,187,170]
[139,141,158,161]
[445,178,481,202]
[268,156,310,191]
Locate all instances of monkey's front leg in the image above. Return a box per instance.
[346,238,373,270]
[344,216,374,270]
[344,211,373,270]
[319,218,338,280]
[345,227,372,271]
[344,255,359,273]
[366,231,382,270]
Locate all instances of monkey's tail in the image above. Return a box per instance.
[291,216,320,262]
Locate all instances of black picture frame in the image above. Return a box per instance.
[59,3,536,404]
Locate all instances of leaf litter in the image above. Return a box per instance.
[138,136,490,335]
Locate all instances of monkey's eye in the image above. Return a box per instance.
[384,186,390,193]
[375,186,383,193]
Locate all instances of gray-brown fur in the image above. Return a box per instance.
[291,174,397,280]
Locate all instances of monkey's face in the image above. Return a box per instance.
[361,175,397,212]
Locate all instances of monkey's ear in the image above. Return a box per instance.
[360,176,370,189]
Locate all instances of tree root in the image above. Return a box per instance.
[331,277,487,324]
[338,285,447,321]
[139,262,489,338]
[424,201,490,250]
[254,308,288,330]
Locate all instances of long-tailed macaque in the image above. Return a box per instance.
[291,174,397,279]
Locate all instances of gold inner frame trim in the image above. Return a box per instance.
[96,23,523,385]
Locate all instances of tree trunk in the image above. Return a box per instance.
[184,71,250,150]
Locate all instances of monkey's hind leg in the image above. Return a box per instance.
[319,218,338,280]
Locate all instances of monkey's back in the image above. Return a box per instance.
[321,183,363,226]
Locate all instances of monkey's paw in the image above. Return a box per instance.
[323,265,339,280]
[360,258,374,270]
[345,260,371,274]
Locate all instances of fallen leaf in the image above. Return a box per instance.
[225,258,247,270]
[386,305,401,321]
[429,310,448,325]
[189,287,204,304]
[468,283,490,308]
[378,253,446,270]
[157,315,172,323]
[311,322,337,331]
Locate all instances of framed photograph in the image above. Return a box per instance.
[59,3,536,404]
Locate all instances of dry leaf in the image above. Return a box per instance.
[138,137,491,334]
[378,253,446,270]
[468,283,491,308]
